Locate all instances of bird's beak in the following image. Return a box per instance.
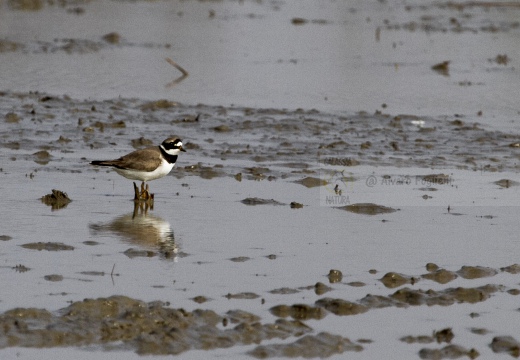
[180,146,186,152]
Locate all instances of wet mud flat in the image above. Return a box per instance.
[0,90,519,359]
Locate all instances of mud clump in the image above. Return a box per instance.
[0,296,319,355]
[140,99,177,111]
[456,265,498,279]
[380,272,419,288]
[419,345,479,360]
[490,336,520,357]
[294,177,327,188]
[41,189,72,210]
[248,332,363,358]
[241,197,284,206]
[340,203,397,215]
[270,304,326,321]
[495,179,519,188]
[21,242,74,251]
[422,269,458,284]
[315,298,368,316]
[327,269,343,283]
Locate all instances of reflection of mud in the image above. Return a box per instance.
[40,189,72,210]
[89,203,178,260]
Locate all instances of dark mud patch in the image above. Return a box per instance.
[495,179,519,188]
[224,292,260,300]
[0,295,319,355]
[419,345,479,360]
[490,336,520,357]
[294,177,327,188]
[401,328,454,344]
[240,197,285,206]
[456,265,498,279]
[339,203,398,215]
[248,332,363,358]
[20,242,74,251]
[1,91,519,179]
[380,272,419,288]
[44,274,64,282]
[40,189,72,210]
[0,235,12,241]
[270,304,327,321]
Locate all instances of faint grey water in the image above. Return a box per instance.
[1,0,519,129]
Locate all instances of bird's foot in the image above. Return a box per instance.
[133,182,154,203]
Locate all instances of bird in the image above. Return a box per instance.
[90,137,186,200]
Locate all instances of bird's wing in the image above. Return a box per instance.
[113,147,162,171]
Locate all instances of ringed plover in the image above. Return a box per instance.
[91,137,186,200]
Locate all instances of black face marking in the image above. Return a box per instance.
[163,139,183,151]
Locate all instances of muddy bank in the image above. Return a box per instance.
[1,91,519,180]
[1,262,520,357]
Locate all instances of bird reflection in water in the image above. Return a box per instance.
[89,202,178,260]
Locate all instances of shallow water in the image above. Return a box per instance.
[1,0,520,358]
[1,0,519,129]
[0,91,519,358]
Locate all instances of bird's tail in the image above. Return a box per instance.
[90,160,115,167]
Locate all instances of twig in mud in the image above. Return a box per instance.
[165,57,189,88]
[111,263,116,276]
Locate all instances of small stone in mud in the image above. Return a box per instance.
[269,287,300,295]
[41,189,72,210]
[315,298,368,316]
[140,99,177,111]
[266,254,277,260]
[192,296,210,304]
[431,60,450,76]
[82,240,100,246]
[425,263,439,272]
[213,124,231,132]
[0,235,12,241]
[419,345,478,360]
[44,274,64,282]
[340,203,397,215]
[240,197,284,206]
[248,332,363,358]
[234,172,242,181]
[422,269,458,284]
[314,282,332,295]
[224,292,260,300]
[229,256,250,262]
[5,112,20,123]
[328,269,343,283]
[380,272,418,288]
[434,328,454,344]
[13,264,30,273]
[21,242,74,251]
[79,271,105,276]
[490,336,520,357]
[294,176,327,188]
[290,201,303,208]
[269,304,326,320]
[501,264,520,274]
[102,32,121,44]
[456,265,497,279]
[495,179,519,188]
[123,248,156,258]
[347,281,366,287]
[33,150,51,165]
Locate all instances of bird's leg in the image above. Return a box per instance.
[133,182,140,200]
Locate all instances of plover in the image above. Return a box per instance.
[91,137,186,200]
